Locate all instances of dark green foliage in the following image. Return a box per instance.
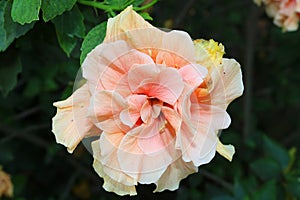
[0,0,300,199]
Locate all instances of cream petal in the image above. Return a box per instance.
[52,84,100,153]
[93,159,137,196]
[208,58,244,109]
[216,138,235,162]
[105,6,154,42]
[154,158,198,192]
[88,90,129,133]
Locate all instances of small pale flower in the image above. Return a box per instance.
[256,0,300,31]
[52,6,243,196]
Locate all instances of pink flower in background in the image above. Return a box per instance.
[255,0,300,31]
[52,6,243,196]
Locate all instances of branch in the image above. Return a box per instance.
[243,3,261,139]
[0,124,99,183]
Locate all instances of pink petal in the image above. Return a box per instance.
[178,64,208,87]
[129,64,184,105]
[88,91,130,133]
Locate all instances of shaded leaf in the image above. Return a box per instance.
[263,135,290,170]
[250,158,282,181]
[0,1,34,51]
[11,0,41,25]
[41,0,76,22]
[0,51,22,96]
[80,21,106,64]
[252,180,276,200]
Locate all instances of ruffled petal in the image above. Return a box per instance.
[156,30,195,68]
[128,64,184,105]
[88,90,130,133]
[52,84,100,153]
[82,40,154,95]
[117,124,174,184]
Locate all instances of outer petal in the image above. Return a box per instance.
[92,137,137,186]
[105,6,168,59]
[93,159,137,196]
[154,158,198,192]
[216,138,235,162]
[52,84,100,153]
[207,58,244,109]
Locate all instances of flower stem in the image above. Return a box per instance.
[134,0,158,11]
[77,0,119,11]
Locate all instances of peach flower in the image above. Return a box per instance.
[52,6,243,195]
[255,0,300,31]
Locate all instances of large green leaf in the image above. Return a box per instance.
[52,5,85,38]
[0,1,34,51]
[52,5,85,56]
[80,22,107,64]
[41,0,76,22]
[11,0,41,25]
[0,51,22,97]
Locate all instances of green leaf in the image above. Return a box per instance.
[0,1,35,51]
[11,0,41,25]
[41,0,76,22]
[80,21,107,64]
[52,5,85,56]
[133,0,144,6]
[263,135,290,170]
[52,5,85,38]
[0,51,22,96]
[250,158,282,181]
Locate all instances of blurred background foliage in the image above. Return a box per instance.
[0,0,300,199]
